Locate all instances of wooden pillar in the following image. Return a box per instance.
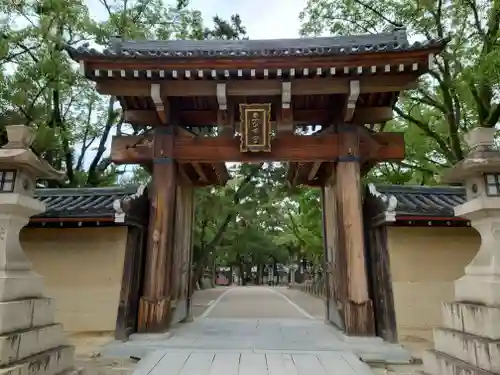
[138,126,177,332]
[363,193,398,342]
[171,183,195,325]
[336,128,375,336]
[321,177,345,329]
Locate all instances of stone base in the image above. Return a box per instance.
[423,301,500,375]
[441,302,500,340]
[433,327,500,373]
[0,323,67,365]
[0,297,78,375]
[423,349,494,375]
[455,275,500,307]
[0,271,43,302]
[0,298,54,335]
[0,345,79,375]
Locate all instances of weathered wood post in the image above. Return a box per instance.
[335,126,375,336]
[0,125,81,375]
[138,124,178,332]
[424,127,500,375]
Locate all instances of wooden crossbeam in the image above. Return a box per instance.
[123,107,394,127]
[110,132,404,164]
[97,75,418,97]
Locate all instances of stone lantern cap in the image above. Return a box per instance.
[0,125,64,181]
[442,127,500,183]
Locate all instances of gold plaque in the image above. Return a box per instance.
[239,103,272,153]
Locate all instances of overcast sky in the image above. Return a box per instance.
[86,0,307,39]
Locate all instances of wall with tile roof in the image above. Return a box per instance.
[31,184,467,223]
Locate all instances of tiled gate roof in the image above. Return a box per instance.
[65,30,446,60]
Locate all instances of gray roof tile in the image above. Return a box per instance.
[375,185,466,218]
[33,186,137,219]
[65,29,448,60]
[30,184,465,222]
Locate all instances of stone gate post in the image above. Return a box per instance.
[424,127,500,375]
[0,125,81,375]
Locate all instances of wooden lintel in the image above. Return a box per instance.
[97,75,419,97]
[110,132,404,164]
[124,106,394,127]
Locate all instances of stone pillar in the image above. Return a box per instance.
[0,125,81,375]
[424,127,500,375]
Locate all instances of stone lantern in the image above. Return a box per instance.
[424,127,500,375]
[0,125,81,375]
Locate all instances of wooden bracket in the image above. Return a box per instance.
[344,80,360,122]
[216,83,227,110]
[279,82,293,133]
[150,83,168,123]
[281,82,291,109]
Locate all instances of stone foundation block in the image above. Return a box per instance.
[441,302,500,340]
[0,345,75,375]
[0,324,66,365]
[423,349,495,375]
[0,299,55,335]
[0,272,43,302]
[433,327,500,373]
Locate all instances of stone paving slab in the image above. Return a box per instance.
[103,287,411,364]
[102,318,410,363]
[133,350,375,375]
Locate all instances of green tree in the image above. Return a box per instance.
[0,0,247,187]
[301,0,500,183]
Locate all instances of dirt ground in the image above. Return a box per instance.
[68,287,431,375]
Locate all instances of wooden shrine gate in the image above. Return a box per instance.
[66,28,446,338]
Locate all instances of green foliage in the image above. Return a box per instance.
[0,0,247,187]
[301,0,500,183]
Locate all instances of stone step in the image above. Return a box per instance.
[441,302,500,340]
[0,298,55,335]
[433,327,500,373]
[423,349,495,375]
[0,323,66,365]
[0,345,75,375]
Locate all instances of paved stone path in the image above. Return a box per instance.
[102,287,411,375]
